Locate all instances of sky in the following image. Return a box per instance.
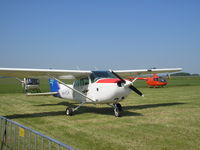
[0,0,200,73]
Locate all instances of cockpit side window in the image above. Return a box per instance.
[158,77,166,82]
[154,78,159,81]
[81,77,89,85]
[74,77,89,87]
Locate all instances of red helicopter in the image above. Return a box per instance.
[129,74,168,88]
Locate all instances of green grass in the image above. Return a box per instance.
[0,77,200,150]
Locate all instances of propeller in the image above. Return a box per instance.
[129,84,144,96]
[111,70,144,97]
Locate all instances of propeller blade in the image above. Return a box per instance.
[110,70,125,83]
[129,85,144,97]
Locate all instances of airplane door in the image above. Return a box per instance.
[73,77,89,102]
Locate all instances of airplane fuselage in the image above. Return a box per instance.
[53,71,133,104]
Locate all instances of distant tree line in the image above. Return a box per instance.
[171,72,199,76]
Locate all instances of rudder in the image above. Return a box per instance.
[48,78,60,92]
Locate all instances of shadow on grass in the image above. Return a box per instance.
[127,102,186,110]
[5,102,185,119]
[5,111,65,119]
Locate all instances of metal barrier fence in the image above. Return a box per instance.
[0,116,74,150]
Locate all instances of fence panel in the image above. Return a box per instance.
[0,116,74,150]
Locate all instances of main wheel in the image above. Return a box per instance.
[114,107,121,117]
[65,107,73,116]
[116,103,122,111]
[113,103,122,117]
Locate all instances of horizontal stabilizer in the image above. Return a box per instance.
[26,92,58,96]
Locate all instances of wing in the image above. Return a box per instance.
[0,68,92,79]
[0,67,182,79]
[113,68,182,78]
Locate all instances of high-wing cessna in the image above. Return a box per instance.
[0,67,182,117]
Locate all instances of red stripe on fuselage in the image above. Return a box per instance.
[96,79,120,83]
[96,78,122,83]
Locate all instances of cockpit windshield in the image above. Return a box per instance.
[159,77,166,82]
[90,71,116,83]
[154,77,166,82]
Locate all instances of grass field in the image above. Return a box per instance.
[0,77,200,150]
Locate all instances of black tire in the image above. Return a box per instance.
[113,103,123,117]
[114,107,121,117]
[65,107,73,116]
[116,103,122,111]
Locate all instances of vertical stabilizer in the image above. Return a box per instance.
[48,78,60,97]
[153,74,158,78]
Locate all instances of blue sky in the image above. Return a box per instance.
[0,0,199,73]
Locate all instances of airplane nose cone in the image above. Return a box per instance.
[117,80,126,87]
[117,80,132,88]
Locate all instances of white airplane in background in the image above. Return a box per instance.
[0,67,182,117]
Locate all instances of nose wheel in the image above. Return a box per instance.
[113,103,123,117]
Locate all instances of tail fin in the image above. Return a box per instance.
[153,73,158,78]
[48,79,60,97]
[48,78,59,92]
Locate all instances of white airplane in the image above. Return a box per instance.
[0,67,182,117]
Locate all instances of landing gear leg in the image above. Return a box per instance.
[65,101,86,116]
[113,103,123,117]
